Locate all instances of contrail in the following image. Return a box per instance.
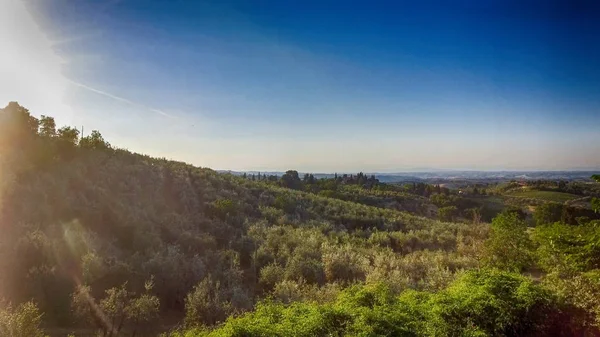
[67,79,176,118]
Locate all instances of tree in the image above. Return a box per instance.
[57,126,79,144]
[80,130,110,149]
[100,284,131,337]
[72,285,105,334]
[592,198,600,214]
[0,301,47,337]
[482,212,534,272]
[55,126,80,159]
[210,199,238,219]
[38,115,56,137]
[426,269,562,336]
[280,170,302,190]
[466,207,482,225]
[534,221,600,272]
[438,206,457,222]
[72,281,160,337]
[544,270,600,329]
[126,279,160,337]
[184,276,232,327]
[0,102,39,140]
[592,176,600,214]
[534,203,563,226]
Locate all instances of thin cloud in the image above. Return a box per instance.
[50,31,104,47]
[68,80,176,118]
[150,108,174,118]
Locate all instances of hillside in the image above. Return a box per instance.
[1,102,600,336]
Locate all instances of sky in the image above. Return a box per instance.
[1,0,599,172]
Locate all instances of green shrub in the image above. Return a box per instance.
[426,269,556,336]
[0,301,47,337]
[533,221,600,272]
[174,269,577,337]
[482,212,534,272]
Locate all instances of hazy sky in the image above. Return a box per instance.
[2,0,599,171]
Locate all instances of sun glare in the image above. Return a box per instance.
[0,0,73,123]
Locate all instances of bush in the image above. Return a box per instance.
[533,221,600,272]
[184,276,233,327]
[534,203,563,226]
[426,269,557,336]
[0,301,47,337]
[482,212,534,272]
[544,270,600,330]
[173,269,581,337]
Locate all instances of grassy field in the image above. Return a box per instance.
[506,189,580,203]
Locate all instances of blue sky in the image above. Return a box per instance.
[2,0,600,171]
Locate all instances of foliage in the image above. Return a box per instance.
[533,202,564,226]
[508,189,580,203]
[72,281,160,336]
[184,276,233,327]
[544,270,600,329]
[438,205,458,222]
[592,198,600,214]
[533,221,600,273]
[279,170,302,190]
[0,301,47,337]
[482,212,533,272]
[80,130,111,150]
[170,269,585,337]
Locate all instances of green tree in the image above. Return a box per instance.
[0,102,39,142]
[56,126,80,159]
[57,126,79,144]
[126,279,160,337]
[80,130,111,149]
[592,198,600,214]
[72,282,160,337]
[210,199,238,219]
[100,284,131,337]
[544,270,600,329]
[72,285,105,333]
[184,276,232,327]
[0,301,47,337]
[592,175,600,214]
[533,221,600,272]
[482,212,533,272]
[280,170,302,190]
[258,263,285,292]
[534,203,563,226]
[38,115,56,137]
[425,269,561,336]
[438,206,458,222]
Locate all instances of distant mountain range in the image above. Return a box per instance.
[218,170,600,183]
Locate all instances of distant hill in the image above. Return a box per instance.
[219,170,600,183]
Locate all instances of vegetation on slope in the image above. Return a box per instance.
[173,269,576,337]
[506,189,580,203]
[1,102,599,336]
